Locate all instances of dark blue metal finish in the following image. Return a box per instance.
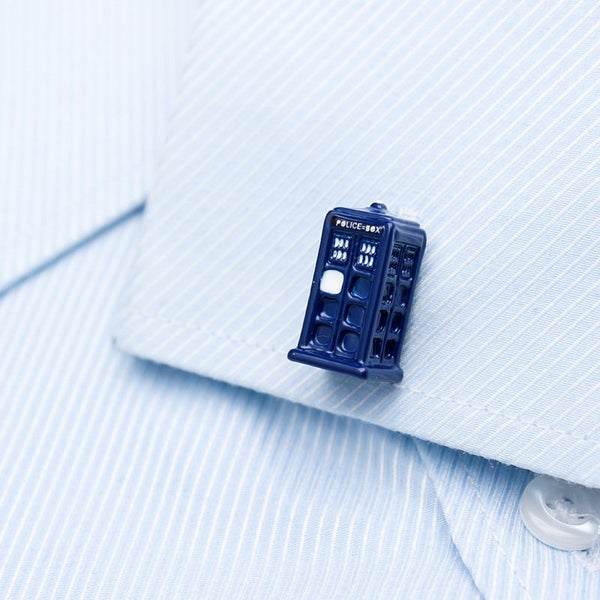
[288,203,426,382]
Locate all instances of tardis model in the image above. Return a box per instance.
[288,203,426,382]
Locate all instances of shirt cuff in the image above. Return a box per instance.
[116,0,600,488]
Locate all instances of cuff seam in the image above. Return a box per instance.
[121,305,600,446]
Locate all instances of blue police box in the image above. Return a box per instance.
[288,203,426,382]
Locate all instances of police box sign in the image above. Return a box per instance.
[330,215,384,235]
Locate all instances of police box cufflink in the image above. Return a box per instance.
[288,203,426,383]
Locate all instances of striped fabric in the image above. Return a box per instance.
[117,0,600,487]
[1,216,599,597]
[3,1,600,597]
[415,441,600,599]
[0,216,481,599]
[0,0,197,294]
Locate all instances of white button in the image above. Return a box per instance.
[520,476,600,551]
[320,270,344,295]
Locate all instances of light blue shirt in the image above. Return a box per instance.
[1,1,600,598]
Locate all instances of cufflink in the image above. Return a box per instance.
[288,203,426,382]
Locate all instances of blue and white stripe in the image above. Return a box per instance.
[2,1,600,596]
[0,0,197,294]
[117,0,600,488]
[0,216,480,599]
[0,215,598,597]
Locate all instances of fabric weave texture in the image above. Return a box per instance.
[117,0,600,487]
